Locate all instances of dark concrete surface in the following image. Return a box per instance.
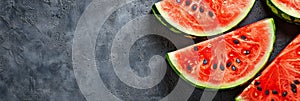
[0,0,300,101]
[0,0,91,100]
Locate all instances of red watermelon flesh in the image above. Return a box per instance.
[167,18,275,89]
[154,0,256,36]
[270,0,300,19]
[236,34,300,101]
[274,0,300,12]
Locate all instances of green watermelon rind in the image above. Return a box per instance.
[267,0,300,25]
[235,96,243,101]
[152,0,256,36]
[166,18,276,89]
[166,53,207,89]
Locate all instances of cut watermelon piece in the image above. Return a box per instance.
[267,0,300,25]
[236,34,300,101]
[152,0,256,36]
[167,18,276,89]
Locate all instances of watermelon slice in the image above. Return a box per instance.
[167,18,276,89]
[152,0,256,36]
[236,34,300,101]
[267,0,300,25]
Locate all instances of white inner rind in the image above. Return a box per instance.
[155,0,256,36]
[167,19,276,89]
[271,0,300,18]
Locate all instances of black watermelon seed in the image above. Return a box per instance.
[294,80,300,84]
[226,62,232,67]
[220,64,225,71]
[231,65,236,71]
[265,90,269,95]
[203,59,208,65]
[290,84,297,89]
[282,91,287,97]
[292,88,297,93]
[241,35,247,40]
[199,6,204,13]
[271,99,274,101]
[192,4,197,11]
[236,58,241,64]
[256,73,261,77]
[254,81,260,85]
[213,64,217,69]
[208,11,214,17]
[194,46,198,51]
[244,50,250,55]
[233,39,240,44]
[185,0,190,5]
[176,0,181,3]
[272,90,278,94]
[187,64,192,71]
[257,86,262,91]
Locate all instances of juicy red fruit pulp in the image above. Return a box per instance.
[160,0,253,33]
[237,34,300,101]
[176,31,264,84]
[169,19,275,88]
[275,0,300,11]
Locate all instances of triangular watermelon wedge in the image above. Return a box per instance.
[236,34,300,100]
[152,0,256,36]
[167,18,276,89]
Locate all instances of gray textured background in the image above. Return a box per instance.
[0,0,90,100]
[0,0,300,101]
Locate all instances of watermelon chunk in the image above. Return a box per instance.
[267,0,300,25]
[167,18,276,89]
[236,34,300,101]
[152,0,256,36]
